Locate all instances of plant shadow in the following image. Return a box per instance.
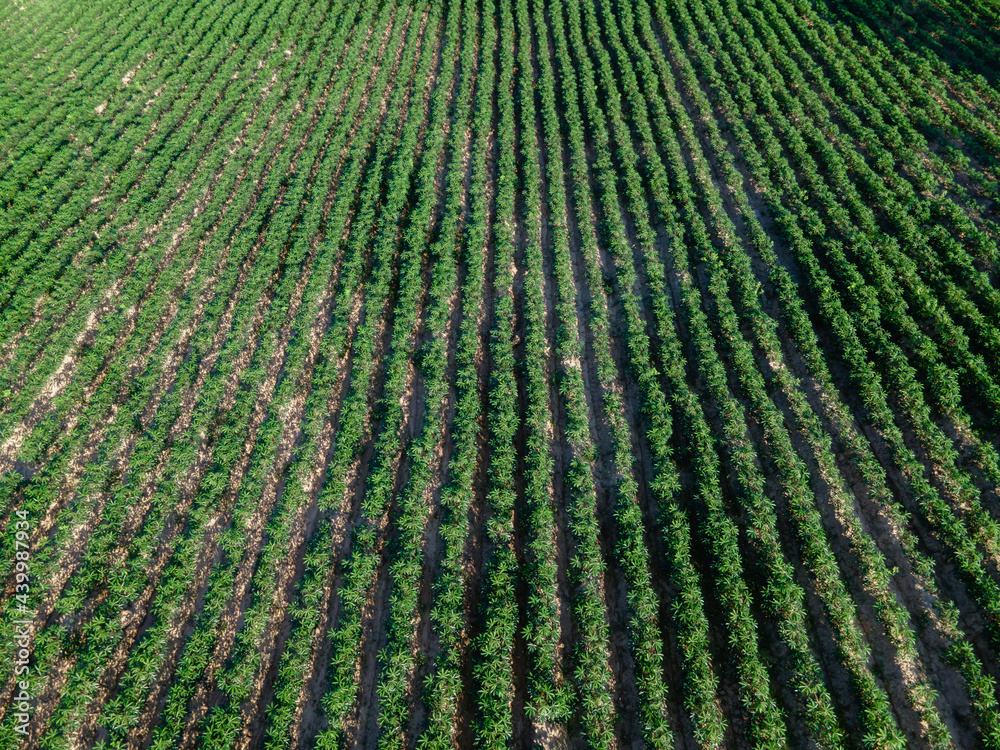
[818,0,1000,89]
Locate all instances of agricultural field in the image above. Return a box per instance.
[0,0,999,746]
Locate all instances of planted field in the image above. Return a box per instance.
[1,0,999,747]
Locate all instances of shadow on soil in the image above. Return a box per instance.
[820,0,1000,87]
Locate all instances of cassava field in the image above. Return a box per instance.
[1,0,1000,747]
